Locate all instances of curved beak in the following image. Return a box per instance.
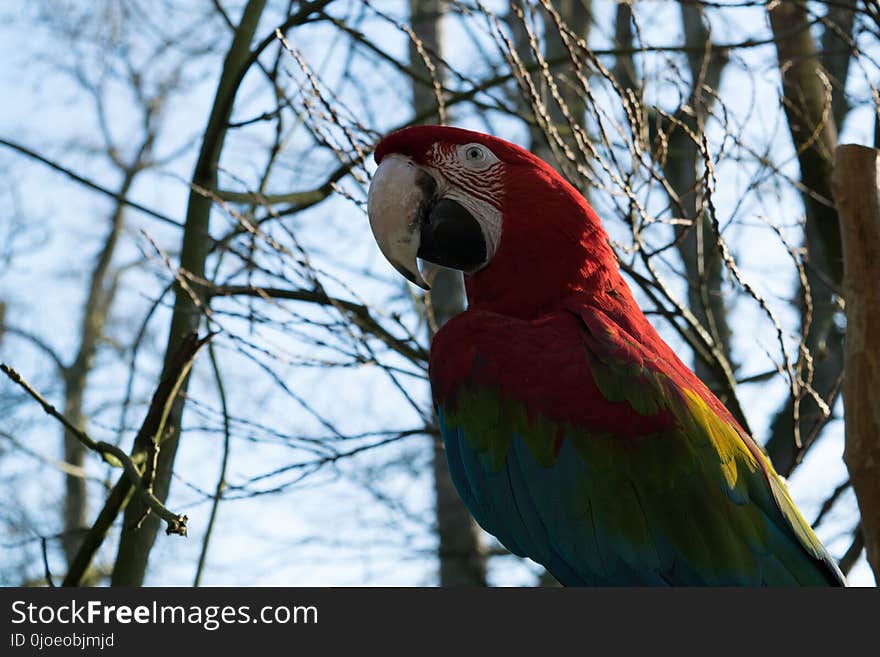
[367,154,433,290]
[367,153,488,289]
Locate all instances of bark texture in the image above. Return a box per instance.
[833,144,880,582]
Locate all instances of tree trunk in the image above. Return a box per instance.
[833,144,880,582]
[765,2,844,475]
[820,0,857,129]
[667,4,732,399]
[62,168,135,567]
[409,0,487,587]
[527,0,591,164]
[111,0,268,585]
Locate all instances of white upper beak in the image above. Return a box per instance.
[367,154,431,290]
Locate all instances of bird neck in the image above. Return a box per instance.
[464,194,642,327]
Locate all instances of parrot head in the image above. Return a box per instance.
[367,125,617,316]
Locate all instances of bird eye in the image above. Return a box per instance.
[459,143,498,169]
[465,146,485,161]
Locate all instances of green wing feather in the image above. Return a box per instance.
[436,305,845,586]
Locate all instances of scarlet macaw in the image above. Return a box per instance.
[366,125,845,586]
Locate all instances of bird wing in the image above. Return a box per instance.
[430,302,844,586]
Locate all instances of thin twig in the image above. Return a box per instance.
[193,343,232,586]
[1,364,189,537]
[41,537,55,587]
[0,138,182,229]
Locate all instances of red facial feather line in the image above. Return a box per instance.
[426,142,505,210]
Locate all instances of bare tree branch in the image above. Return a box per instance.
[0,364,189,536]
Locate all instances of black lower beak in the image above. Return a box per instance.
[417,198,487,273]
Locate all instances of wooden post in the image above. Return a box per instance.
[833,144,880,582]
